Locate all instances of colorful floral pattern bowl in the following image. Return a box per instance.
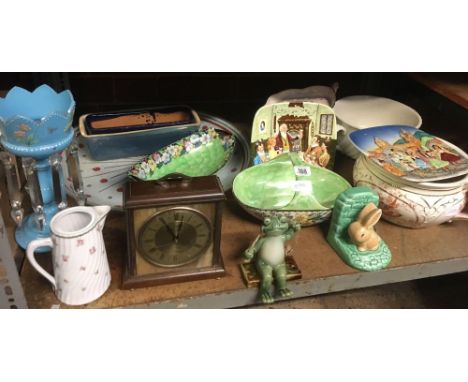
[63,113,249,210]
[233,152,351,226]
[129,127,235,181]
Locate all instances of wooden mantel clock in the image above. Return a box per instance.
[122,174,226,289]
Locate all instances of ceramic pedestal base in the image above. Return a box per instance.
[240,256,302,288]
[15,204,58,252]
[335,241,391,272]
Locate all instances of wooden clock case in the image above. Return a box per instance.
[122,174,226,289]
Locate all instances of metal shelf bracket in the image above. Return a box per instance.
[0,208,28,309]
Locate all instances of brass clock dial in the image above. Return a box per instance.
[137,207,212,268]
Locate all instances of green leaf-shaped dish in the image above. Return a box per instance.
[129,127,235,181]
[233,152,351,226]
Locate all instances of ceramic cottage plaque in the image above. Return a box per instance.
[251,102,339,170]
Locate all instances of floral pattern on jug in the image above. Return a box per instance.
[26,205,112,305]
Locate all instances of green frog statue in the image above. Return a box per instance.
[243,216,301,304]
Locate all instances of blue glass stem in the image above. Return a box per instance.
[35,156,60,231]
[15,155,62,251]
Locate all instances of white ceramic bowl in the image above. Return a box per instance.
[353,155,468,228]
[334,96,422,159]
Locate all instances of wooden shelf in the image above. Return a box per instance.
[410,73,468,109]
[19,154,468,308]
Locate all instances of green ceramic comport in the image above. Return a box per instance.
[233,153,351,226]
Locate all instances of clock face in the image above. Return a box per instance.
[137,207,212,268]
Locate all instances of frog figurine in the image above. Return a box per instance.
[243,216,301,304]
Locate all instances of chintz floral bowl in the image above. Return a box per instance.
[129,126,235,180]
[233,153,351,226]
[353,155,468,228]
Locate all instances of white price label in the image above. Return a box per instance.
[294,166,311,177]
[293,181,312,194]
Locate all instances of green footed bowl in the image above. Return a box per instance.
[129,127,235,181]
[233,153,351,226]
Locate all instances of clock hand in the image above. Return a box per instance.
[159,217,176,239]
[174,215,184,240]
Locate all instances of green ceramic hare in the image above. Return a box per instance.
[327,187,391,271]
[243,216,301,304]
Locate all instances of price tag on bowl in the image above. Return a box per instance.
[294,166,311,177]
[293,180,312,194]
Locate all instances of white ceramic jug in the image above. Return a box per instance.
[26,205,112,306]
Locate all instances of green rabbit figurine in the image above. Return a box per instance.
[327,187,391,271]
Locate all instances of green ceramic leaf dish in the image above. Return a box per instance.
[233,152,351,226]
[129,127,235,181]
